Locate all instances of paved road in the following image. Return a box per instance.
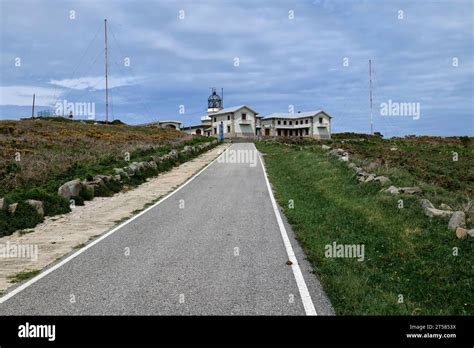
[0,143,333,315]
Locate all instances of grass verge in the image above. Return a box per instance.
[256,141,472,315]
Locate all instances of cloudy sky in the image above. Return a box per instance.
[0,0,472,136]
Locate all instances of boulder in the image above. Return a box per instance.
[0,197,7,211]
[420,199,435,210]
[440,203,453,211]
[148,161,158,170]
[93,174,113,183]
[169,149,179,159]
[399,187,422,195]
[364,174,375,183]
[348,162,356,168]
[423,207,454,218]
[455,227,468,239]
[113,168,129,178]
[467,229,474,238]
[8,203,18,214]
[27,199,44,217]
[321,145,330,150]
[58,179,82,199]
[339,155,349,162]
[385,186,400,195]
[113,174,121,181]
[374,176,391,185]
[390,147,398,151]
[448,211,466,231]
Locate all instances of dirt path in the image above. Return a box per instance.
[0,144,229,291]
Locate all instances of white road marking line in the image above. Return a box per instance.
[0,145,229,304]
[257,147,318,316]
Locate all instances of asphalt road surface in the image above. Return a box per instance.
[0,143,334,315]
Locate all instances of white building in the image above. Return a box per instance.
[260,111,332,139]
[156,120,182,130]
[183,89,332,140]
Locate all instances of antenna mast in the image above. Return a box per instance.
[31,94,35,118]
[369,59,373,135]
[221,88,224,108]
[104,19,109,124]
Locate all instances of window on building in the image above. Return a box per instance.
[278,120,281,125]
[227,115,230,121]
[305,119,309,124]
[283,120,287,125]
[289,121,293,125]
[319,117,323,124]
[242,113,247,120]
[227,125,230,133]
[214,117,216,122]
[296,120,299,125]
[305,129,309,135]
[214,127,217,134]
[277,129,281,136]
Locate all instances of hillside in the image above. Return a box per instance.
[0,118,215,236]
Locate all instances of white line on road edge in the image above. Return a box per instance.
[0,145,229,305]
[257,151,318,316]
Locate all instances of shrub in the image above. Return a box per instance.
[0,202,43,237]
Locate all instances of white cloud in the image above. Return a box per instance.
[0,86,62,106]
[49,76,143,91]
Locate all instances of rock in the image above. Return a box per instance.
[399,187,422,195]
[0,197,7,211]
[467,229,474,238]
[420,199,435,210]
[358,176,366,183]
[374,176,391,185]
[354,167,364,174]
[148,161,158,170]
[348,162,356,168]
[8,203,18,214]
[169,149,179,159]
[339,155,349,162]
[423,207,454,218]
[364,174,375,183]
[58,179,82,199]
[390,147,398,151]
[26,199,44,217]
[329,148,344,157]
[455,227,468,239]
[385,186,400,195]
[448,211,466,231]
[321,145,330,150]
[93,174,113,183]
[113,168,129,178]
[440,203,453,211]
[114,174,121,181]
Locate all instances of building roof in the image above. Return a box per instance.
[208,105,258,116]
[262,110,332,119]
[158,120,182,124]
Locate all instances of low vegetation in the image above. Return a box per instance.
[256,135,473,315]
[0,117,216,236]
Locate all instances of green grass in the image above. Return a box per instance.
[7,269,41,283]
[256,141,473,315]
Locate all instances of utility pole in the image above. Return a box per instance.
[104,19,109,124]
[221,87,224,108]
[31,94,35,118]
[369,59,373,135]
